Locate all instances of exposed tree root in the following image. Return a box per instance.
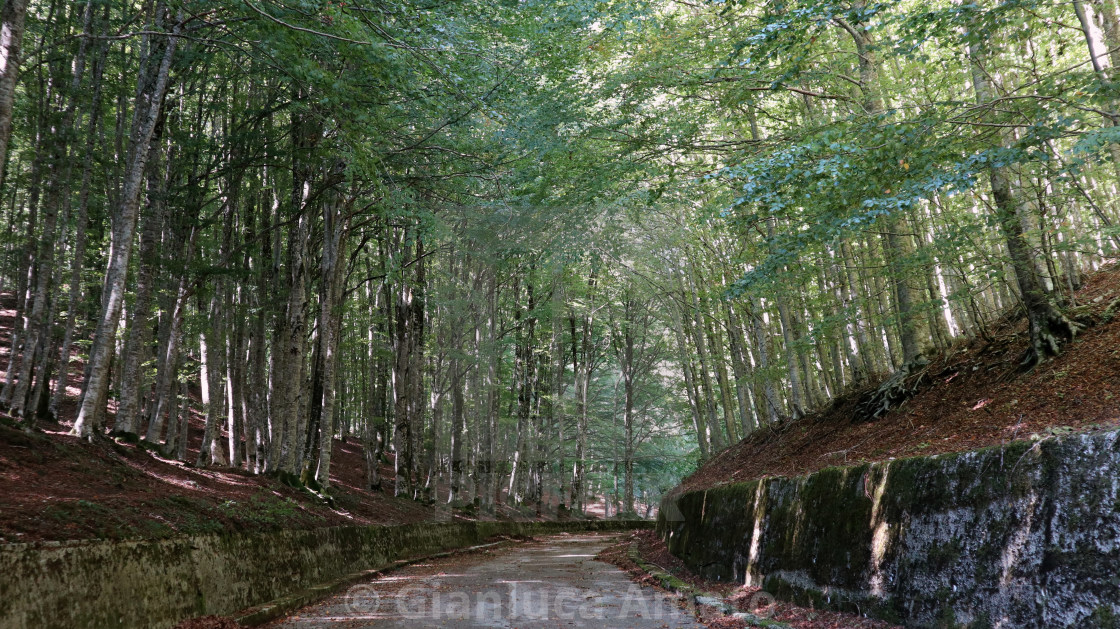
[1020,304,1082,369]
[1099,296,1120,323]
[854,356,931,421]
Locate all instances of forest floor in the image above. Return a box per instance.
[0,403,614,544]
[0,416,476,544]
[599,530,899,629]
[0,299,601,544]
[679,263,1120,493]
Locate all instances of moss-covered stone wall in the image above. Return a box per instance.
[0,519,651,629]
[657,429,1120,628]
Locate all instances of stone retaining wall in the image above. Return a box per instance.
[658,428,1120,627]
[0,518,650,628]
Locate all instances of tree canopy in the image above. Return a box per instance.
[0,0,1115,515]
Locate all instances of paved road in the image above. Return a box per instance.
[268,532,704,628]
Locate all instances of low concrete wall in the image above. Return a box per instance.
[0,518,650,628]
[658,428,1120,628]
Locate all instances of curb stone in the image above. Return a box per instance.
[624,541,789,628]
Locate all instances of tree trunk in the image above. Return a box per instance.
[52,7,108,417]
[551,276,568,512]
[391,252,412,497]
[314,191,349,488]
[8,164,59,419]
[246,198,270,473]
[1,157,39,407]
[113,147,166,434]
[0,0,29,176]
[477,270,497,508]
[841,6,926,364]
[615,293,638,515]
[143,226,195,444]
[226,288,247,469]
[71,4,179,438]
[569,266,596,514]
[682,271,724,449]
[197,293,228,467]
[748,296,781,424]
[175,376,189,461]
[1074,0,1120,188]
[447,350,466,503]
[670,288,708,457]
[270,119,314,474]
[392,230,425,497]
[968,41,1078,366]
[725,303,758,435]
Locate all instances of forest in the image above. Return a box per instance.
[0,0,1117,519]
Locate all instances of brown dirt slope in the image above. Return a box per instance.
[0,310,582,545]
[680,263,1120,493]
[0,405,601,544]
[0,419,463,544]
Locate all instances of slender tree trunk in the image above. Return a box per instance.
[725,303,758,435]
[477,270,497,508]
[569,266,596,514]
[9,168,59,419]
[226,288,247,469]
[175,375,189,461]
[748,296,781,424]
[409,237,427,497]
[246,198,269,473]
[764,218,805,419]
[447,349,466,502]
[615,294,638,515]
[314,192,349,487]
[707,315,739,442]
[1,163,38,407]
[113,147,166,434]
[72,4,179,438]
[508,274,536,503]
[198,293,228,467]
[392,257,412,496]
[968,41,1078,366]
[0,0,29,176]
[143,226,194,444]
[163,346,184,457]
[363,258,388,490]
[52,11,107,417]
[671,289,708,458]
[271,124,314,474]
[551,276,568,512]
[392,230,425,497]
[1074,0,1120,187]
[841,6,927,364]
[683,272,723,449]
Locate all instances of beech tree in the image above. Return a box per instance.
[0,0,1117,517]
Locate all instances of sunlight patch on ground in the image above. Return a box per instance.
[379,575,425,583]
[143,471,203,492]
[187,468,260,487]
[40,428,76,437]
